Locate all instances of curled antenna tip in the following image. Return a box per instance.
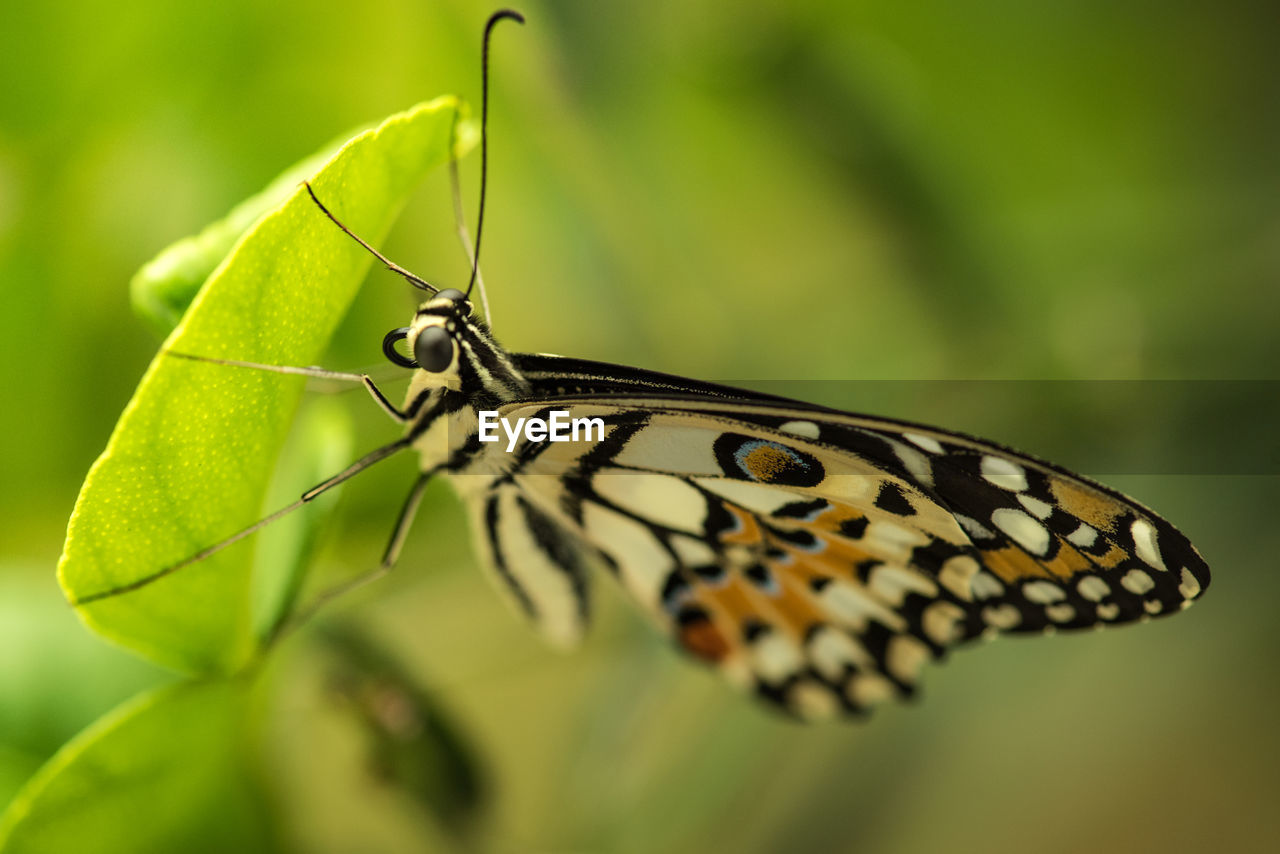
[488,9,525,28]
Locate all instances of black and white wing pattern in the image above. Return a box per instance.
[453,358,1210,721]
[453,473,603,650]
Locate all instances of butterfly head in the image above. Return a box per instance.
[382,288,475,378]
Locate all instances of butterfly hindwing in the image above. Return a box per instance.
[474,393,1209,719]
[456,474,601,649]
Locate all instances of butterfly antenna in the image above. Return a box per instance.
[465,8,525,301]
[303,181,440,294]
[449,133,491,322]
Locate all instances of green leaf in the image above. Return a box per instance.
[128,129,364,337]
[58,96,471,675]
[0,680,273,854]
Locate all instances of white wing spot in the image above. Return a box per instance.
[923,601,967,645]
[992,507,1051,555]
[613,424,720,475]
[818,473,879,503]
[1067,523,1099,549]
[1023,580,1067,604]
[670,535,717,567]
[1143,598,1164,615]
[592,472,707,535]
[779,420,821,439]
[865,519,929,556]
[886,635,930,683]
[868,564,938,606]
[981,456,1028,492]
[1179,567,1202,599]
[983,604,1022,629]
[1130,518,1168,571]
[904,432,944,454]
[808,626,873,680]
[1097,602,1121,620]
[938,555,981,600]
[889,440,934,489]
[820,580,907,632]
[1077,575,1111,602]
[751,632,805,683]
[696,477,802,516]
[725,545,764,572]
[1046,603,1076,623]
[847,673,896,707]
[970,571,1005,600]
[955,513,995,541]
[1018,494,1054,520]
[1121,568,1155,595]
[788,680,839,721]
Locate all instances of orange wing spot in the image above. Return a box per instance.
[814,535,878,568]
[1049,479,1124,531]
[763,565,828,637]
[703,577,760,623]
[818,507,866,536]
[689,564,825,647]
[775,552,834,589]
[721,506,764,546]
[1040,539,1093,580]
[1092,542,1129,570]
[679,617,731,663]
[979,544,1056,583]
[742,444,800,483]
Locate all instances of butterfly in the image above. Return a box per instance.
[84,10,1211,721]
[324,275,1207,721]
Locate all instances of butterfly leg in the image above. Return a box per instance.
[71,437,414,606]
[271,471,435,641]
[165,350,412,422]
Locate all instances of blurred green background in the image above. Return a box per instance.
[2,0,1277,852]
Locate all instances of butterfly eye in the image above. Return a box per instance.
[414,325,455,373]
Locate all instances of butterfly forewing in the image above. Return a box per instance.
[468,389,1210,720]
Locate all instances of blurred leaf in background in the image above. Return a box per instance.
[319,624,486,837]
[0,680,274,854]
[1,1,1277,852]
